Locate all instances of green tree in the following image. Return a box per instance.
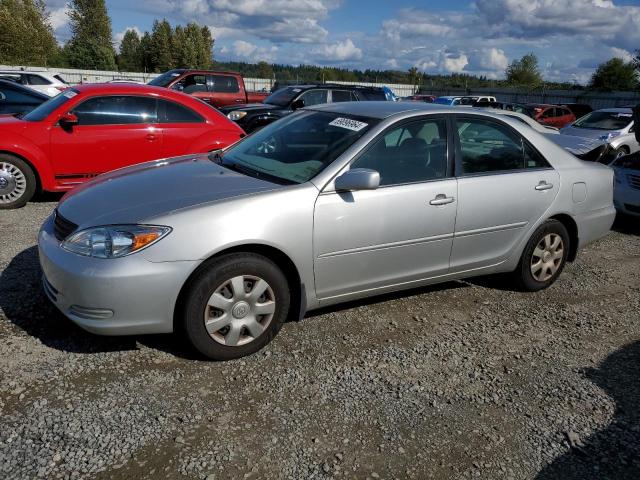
[197,25,213,68]
[118,29,141,71]
[139,31,153,72]
[505,53,543,88]
[256,61,273,79]
[407,66,421,90]
[590,57,639,91]
[0,0,59,66]
[150,19,173,71]
[65,0,116,70]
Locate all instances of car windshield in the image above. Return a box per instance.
[572,111,632,130]
[148,70,183,87]
[219,111,378,184]
[23,89,78,122]
[264,87,299,107]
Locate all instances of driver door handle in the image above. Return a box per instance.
[429,194,455,206]
[535,181,553,191]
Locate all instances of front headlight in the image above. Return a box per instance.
[228,111,247,121]
[62,225,171,258]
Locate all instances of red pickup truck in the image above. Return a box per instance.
[148,69,268,108]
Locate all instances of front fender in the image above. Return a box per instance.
[0,135,54,190]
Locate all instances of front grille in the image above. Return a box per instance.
[628,174,640,191]
[625,203,640,214]
[53,210,78,241]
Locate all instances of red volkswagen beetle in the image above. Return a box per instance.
[0,83,246,208]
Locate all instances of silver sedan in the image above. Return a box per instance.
[38,102,616,360]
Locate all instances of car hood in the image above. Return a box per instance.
[560,125,625,140]
[545,133,606,155]
[58,154,282,227]
[220,103,283,114]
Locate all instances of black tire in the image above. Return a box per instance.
[181,253,290,360]
[614,146,630,159]
[513,219,570,292]
[0,154,36,209]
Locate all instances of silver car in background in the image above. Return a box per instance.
[561,108,638,159]
[38,102,616,360]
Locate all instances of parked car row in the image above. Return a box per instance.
[0,70,69,97]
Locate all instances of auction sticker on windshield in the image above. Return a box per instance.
[329,117,368,132]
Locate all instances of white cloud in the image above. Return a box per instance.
[313,38,362,62]
[137,0,336,43]
[231,40,278,62]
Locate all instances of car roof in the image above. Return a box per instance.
[309,101,474,119]
[279,84,383,91]
[596,107,632,113]
[72,83,179,95]
[0,78,49,96]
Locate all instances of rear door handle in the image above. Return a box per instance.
[429,194,455,206]
[535,181,553,191]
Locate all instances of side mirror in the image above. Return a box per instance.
[291,98,305,110]
[59,113,78,128]
[334,168,380,192]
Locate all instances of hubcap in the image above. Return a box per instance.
[0,162,26,204]
[204,275,276,346]
[530,233,564,282]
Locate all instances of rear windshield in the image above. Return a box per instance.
[264,87,299,107]
[148,70,183,87]
[219,111,379,184]
[23,89,78,121]
[573,111,633,130]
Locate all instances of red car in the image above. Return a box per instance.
[528,104,576,129]
[148,69,269,108]
[0,83,245,208]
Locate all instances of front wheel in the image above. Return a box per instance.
[613,146,630,160]
[513,219,570,291]
[181,253,290,360]
[0,154,36,209]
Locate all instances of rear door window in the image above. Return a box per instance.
[211,75,240,93]
[72,96,158,125]
[157,99,204,123]
[456,117,550,174]
[331,90,356,103]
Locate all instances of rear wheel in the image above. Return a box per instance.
[181,253,290,360]
[0,154,36,209]
[513,219,570,291]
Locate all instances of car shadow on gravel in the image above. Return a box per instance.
[536,341,640,480]
[612,214,640,236]
[0,246,138,354]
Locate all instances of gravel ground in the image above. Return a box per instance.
[0,199,639,480]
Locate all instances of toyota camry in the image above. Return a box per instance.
[38,102,615,360]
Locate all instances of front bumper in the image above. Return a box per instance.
[614,184,640,217]
[38,214,198,336]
